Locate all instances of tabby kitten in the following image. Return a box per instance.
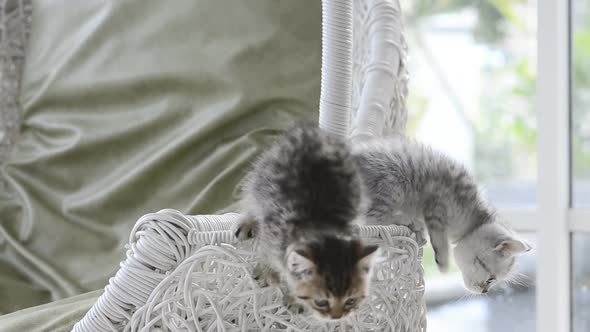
[352,135,531,294]
[234,124,379,319]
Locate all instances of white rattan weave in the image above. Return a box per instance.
[318,0,409,140]
[74,0,425,331]
[351,0,409,140]
[74,210,425,332]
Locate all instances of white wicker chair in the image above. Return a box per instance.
[74,0,425,331]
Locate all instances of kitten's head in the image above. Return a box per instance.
[285,236,380,320]
[453,222,531,294]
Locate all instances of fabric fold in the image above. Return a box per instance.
[0,0,321,315]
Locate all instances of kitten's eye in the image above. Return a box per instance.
[486,276,497,284]
[314,299,329,308]
[344,298,357,307]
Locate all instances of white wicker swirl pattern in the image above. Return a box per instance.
[318,0,354,139]
[74,0,426,330]
[318,0,409,141]
[74,210,425,332]
[351,0,409,140]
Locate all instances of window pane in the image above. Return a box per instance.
[424,234,536,332]
[402,0,537,208]
[400,2,538,330]
[572,0,590,208]
[573,234,590,332]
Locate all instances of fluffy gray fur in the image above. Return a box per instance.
[234,124,379,319]
[352,135,531,294]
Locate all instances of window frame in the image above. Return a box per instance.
[488,1,585,331]
[403,1,586,330]
[535,1,573,331]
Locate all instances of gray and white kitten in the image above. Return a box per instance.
[352,135,531,294]
[234,124,379,320]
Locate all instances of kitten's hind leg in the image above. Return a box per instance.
[407,218,427,245]
[233,214,258,240]
[425,218,450,272]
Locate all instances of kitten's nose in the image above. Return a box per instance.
[330,311,344,319]
[481,288,488,294]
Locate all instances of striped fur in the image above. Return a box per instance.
[352,135,531,293]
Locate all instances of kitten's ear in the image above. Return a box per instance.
[287,247,316,280]
[494,238,532,256]
[357,244,380,273]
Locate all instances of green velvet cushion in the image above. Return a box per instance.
[0,0,320,319]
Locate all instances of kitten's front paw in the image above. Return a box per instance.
[287,302,306,315]
[284,296,305,315]
[233,216,257,241]
[253,265,279,288]
[435,254,449,273]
